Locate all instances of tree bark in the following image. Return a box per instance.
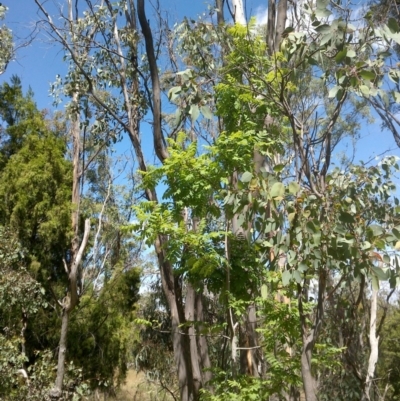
[231,0,246,25]
[185,282,203,396]
[136,2,208,398]
[239,303,260,377]
[300,337,318,401]
[50,39,91,396]
[195,291,212,385]
[155,235,196,401]
[267,0,287,54]
[215,0,225,25]
[49,309,69,399]
[363,288,379,401]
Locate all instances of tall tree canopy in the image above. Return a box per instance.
[2,0,400,400]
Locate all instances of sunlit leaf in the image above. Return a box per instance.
[270,182,285,198]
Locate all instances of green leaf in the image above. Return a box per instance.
[288,181,300,194]
[320,33,332,46]
[361,241,371,250]
[298,263,308,272]
[270,182,285,198]
[293,270,302,284]
[335,49,347,63]
[371,275,379,290]
[371,265,389,280]
[174,108,182,126]
[282,270,292,286]
[273,164,285,172]
[261,284,268,300]
[200,105,213,119]
[168,86,181,101]
[369,224,383,237]
[306,221,317,233]
[359,70,376,81]
[307,57,319,66]
[346,49,356,58]
[315,0,332,18]
[241,171,253,183]
[190,104,200,122]
[315,24,331,34]
[388,18,400,34]
[360,85,370,97]
[329,85,340,98]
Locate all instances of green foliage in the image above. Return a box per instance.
[201,371,274,401]
[0,227,54,399]
[0,129,72,280]
[0,5,12,75]
[0,78,72,281]
[68,267,141,390]
[378,303,400,400]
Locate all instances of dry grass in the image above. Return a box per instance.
[90,370,175,401]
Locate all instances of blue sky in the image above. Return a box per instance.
[1,0,400,168]
[1,0,268,108]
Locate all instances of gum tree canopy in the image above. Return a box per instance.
[3,0,400,400]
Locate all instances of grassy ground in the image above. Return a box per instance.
[90,370,175,401]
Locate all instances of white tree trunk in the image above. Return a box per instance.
[231,0,246,25]
[364,287,379,400]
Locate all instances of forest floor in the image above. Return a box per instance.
[93,369,175,401]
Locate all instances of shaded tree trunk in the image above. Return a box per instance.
[195,291,212,385]
[155,235,196,401]
[185,282,203,396]
[216,0,225,25]
[239,303,260,377]
[49,90,91,397]
[137,2,211,399]
[51,310,69,397]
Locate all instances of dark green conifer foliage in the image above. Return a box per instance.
[0,77,72,282]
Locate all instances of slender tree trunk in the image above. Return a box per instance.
[136,1,210,398]
[155,235,196,401]
[50,310,69,398]
[195,291,212,385]
[215,0,225,24]
[298,269,326,401]
[363,288,379,401]
[231,0,246,25]
[185,282,202,396]
[267,0,287,54]
[50,81,91,400]
[300,337,318,401]
[239,303,260,377]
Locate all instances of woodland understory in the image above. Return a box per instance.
[2,0,400,400]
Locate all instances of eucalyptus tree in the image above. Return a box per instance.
[0,4,12,75]
[141,2,400,401]
[34,1,400,401]
[0,78,71,399]
[34,0,143,397]
[35,1,213,399]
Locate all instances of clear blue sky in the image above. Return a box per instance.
[1,0,268,109]
[1,0,400,167]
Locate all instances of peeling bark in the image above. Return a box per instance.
[239,303,260,377]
